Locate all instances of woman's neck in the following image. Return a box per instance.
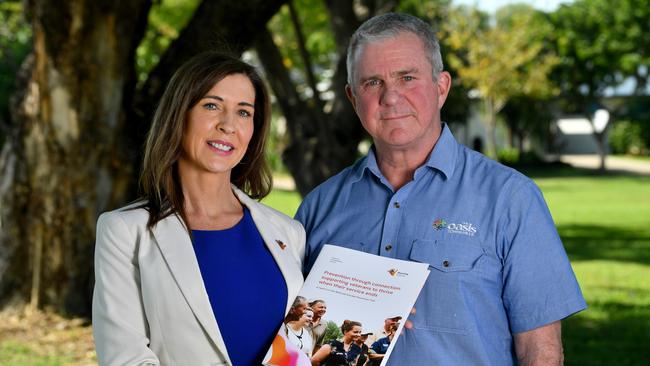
[289,321,304,331]
[178,163,243,230]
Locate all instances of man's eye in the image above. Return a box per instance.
[403,75,415,81]
[366,79,381,87]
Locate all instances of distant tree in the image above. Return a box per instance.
[443,4,558,158]
[550,0,650,170]
[322,320,343,343]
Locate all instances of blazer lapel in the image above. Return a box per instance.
[151,214,232,365]
[234,188,304,314]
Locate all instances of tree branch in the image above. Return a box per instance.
[288,0,324,110]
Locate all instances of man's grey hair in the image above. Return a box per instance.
[346,12,443,88]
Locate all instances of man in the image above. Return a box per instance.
[365,316,400,347]
[295,12,586,365]
[307,299,328,354]
[367,329,395,366]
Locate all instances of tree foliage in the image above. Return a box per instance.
[322,320,343,343]
[443,4,558,157]
[550,0,650,169]
[0,0,31,144]
[551,0,650,104]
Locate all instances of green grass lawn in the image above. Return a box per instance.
[265,166,650,365]
[523,168,650,365]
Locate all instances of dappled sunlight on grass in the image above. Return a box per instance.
[564,260,650,365]
[528,168,650,365]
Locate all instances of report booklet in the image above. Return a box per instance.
[263,244,430,366]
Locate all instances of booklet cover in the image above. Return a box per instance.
[263,244,430,366]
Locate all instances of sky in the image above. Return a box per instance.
[453,0,573,13]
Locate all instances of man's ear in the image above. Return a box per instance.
[345,84,357,109]
[436,71,452,109]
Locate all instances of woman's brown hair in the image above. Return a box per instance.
[140,52,272,229]
[341,320,362,334]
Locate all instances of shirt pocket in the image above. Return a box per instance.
[408,239,485,333]
[410,239,485,273]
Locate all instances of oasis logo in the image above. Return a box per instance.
[447,222,478,236]
[433,218,447,230]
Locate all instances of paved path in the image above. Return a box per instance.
[558,154,650,175]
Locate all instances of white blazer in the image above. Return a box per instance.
[92,187,305,366]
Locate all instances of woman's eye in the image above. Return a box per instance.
[203,103,218,110]
[238,110,252,118]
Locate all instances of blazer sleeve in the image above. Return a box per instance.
[92,211,160,366]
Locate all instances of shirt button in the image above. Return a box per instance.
[393,202,400,208]
[385,244,393,251]
[442,260,450,267]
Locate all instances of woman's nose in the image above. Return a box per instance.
[217,114,235,134]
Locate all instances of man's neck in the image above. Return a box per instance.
[375,145,433,190]
[374,124,442,190]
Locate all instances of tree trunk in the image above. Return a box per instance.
[593,130,608,172]
[485,99,498,159]
[256,0,372,195]
[0,0,151,316]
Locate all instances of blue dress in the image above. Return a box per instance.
[192,207,288,365]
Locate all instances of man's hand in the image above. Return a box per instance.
[514,321,563,366]
[404,307,416,329]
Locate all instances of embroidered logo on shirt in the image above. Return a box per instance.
[447,222,478,237]
[275,239,286,250]
[433,218,447,230]
[434,218,477,236]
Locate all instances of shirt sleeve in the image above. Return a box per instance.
[499,179,587,333]
[294,189,318,274]
[92,212,160,366]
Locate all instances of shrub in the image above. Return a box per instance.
[322,320,342,344]
[609,120,647,155]
[497,148,520,165]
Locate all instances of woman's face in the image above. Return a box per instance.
[344,325,362,342]
[180,73,255,177]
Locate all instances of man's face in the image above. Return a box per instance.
[346,32,450,155]
[312,302,327,317]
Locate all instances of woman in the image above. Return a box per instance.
[311,320,363,366]
[284,307,314,355]
[92,52,305,366]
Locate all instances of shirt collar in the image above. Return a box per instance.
[350,123,458,183]
[424,123,457,180]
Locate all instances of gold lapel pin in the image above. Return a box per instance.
[275,239,286,250]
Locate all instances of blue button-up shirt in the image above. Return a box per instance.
[295,125,586,365]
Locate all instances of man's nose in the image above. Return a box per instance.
[380,85,400,106]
